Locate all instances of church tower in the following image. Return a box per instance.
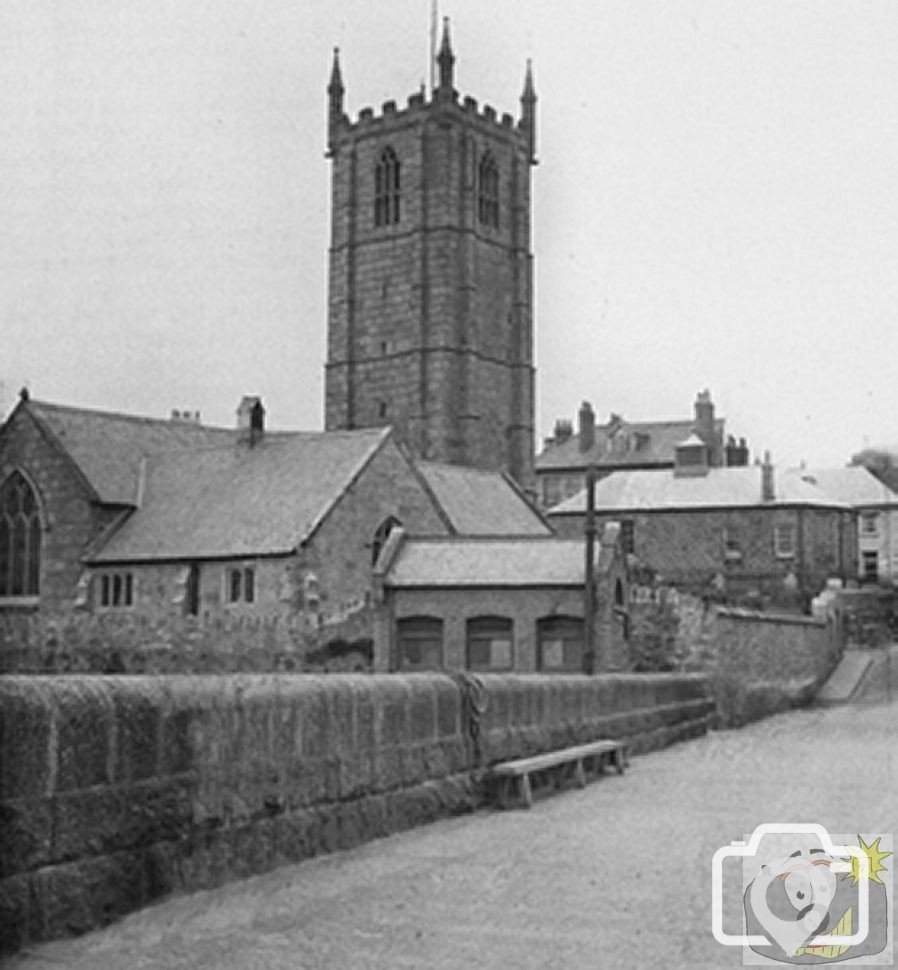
[324,22,537,489]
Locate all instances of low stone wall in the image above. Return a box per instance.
[686,608,841,726]
[0,672,713,954]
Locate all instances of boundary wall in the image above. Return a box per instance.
[0,672,713,954]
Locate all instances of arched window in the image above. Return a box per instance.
[0,471,42,597]
[371,515,401,566]
[466,615,513,670]
[396,615,443,671]
[537,616,584,672]
[374,147,401,227]
[477,152,499,228]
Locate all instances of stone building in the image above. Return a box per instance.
[537,389,749,509]
[801,466,898,583]
[372,523,630,674]
[323,21,537,491]
[548,442,856,608]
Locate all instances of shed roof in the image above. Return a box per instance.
[385,537,590,587]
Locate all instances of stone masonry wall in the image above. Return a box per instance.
[0,671,713,954]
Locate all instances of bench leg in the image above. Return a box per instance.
[574,758,586,788]
[614,747,625,774]
[520,773,533,808]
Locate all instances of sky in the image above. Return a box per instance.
[3,0,898,467]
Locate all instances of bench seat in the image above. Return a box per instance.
[490,739,626,808]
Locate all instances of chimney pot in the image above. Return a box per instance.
[237,396,265,446]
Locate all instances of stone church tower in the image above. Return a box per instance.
[323,21,537,489]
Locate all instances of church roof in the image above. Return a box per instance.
[89,427,391,561]
[548,465,850,515]
[536,418,725,472]
[415,461,551,536]
[21,398,234,505]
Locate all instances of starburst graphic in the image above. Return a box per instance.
[844,835,891,887]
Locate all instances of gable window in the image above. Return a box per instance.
[537,616,584,672]
[466,615,513,671]
[477,152,499,228]
[226,566,256,604]
[397,616,443,670]
[97,571,134,609]
[0,471,42,598]
[374,147,400,227]
[774,523,796,559]
[371,515,401,566]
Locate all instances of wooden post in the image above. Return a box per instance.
[583,465,597,674]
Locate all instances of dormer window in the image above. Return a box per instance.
[374,147,400,226]
[477,152,499,228]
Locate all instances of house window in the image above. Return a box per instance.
[620,519,635,556]
[371,515,401,566]
[774,523,796,559]
[374,147,400,227]
[862,551,879,582]
[0,471,41,598]
[97,571,134,608]
[537,616,584,672]
[466,616,513,671]
[861,512,879,536]
[226,566,256,604]
[477,152,499,228]
[723,528,742,562]
[397,616,443,670]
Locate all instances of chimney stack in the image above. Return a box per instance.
[578,401,595,453]
[553,418,573,445]
[237,396,265,447]
[761,451,775,502]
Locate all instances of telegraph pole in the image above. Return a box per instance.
[583,465,598,675]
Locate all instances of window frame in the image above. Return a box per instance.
[536,615,584,673]
[95,570,135,610]
[774,523,796,560]
[0,470,43,602]
[396,615,444,671]
[465,615,514,672]
[374,146,401,227]
[225,565,256,605]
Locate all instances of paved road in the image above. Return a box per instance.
[8,695,897,970]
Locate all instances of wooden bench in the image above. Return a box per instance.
[490,739,627,809]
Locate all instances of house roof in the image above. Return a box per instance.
[89,427,391,562]
[547,465,850,515]
[536,418,725,472]
[385,537,591,587]
[799,467,898,508]
[415,461,551,536]
[21,398,235,505]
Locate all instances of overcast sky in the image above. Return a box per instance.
[3,1,897,467]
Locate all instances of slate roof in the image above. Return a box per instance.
[23,399,235,505]
[385,537,588,587]
[799,467,898,507]
[548,466,850,515]
[89,428,391,562]
[415,461,551,536]
[536,418,725,472]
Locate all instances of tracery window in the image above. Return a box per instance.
[0,472,42,597]
[374,147,401,226]
[477,152,499,228]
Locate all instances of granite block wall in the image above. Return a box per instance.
[0,670,713,953]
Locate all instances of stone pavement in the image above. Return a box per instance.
[6,697,896,970]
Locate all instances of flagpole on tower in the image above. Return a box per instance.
[429,0,438,95]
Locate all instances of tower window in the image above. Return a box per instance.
[374,147,401,226]
[477,152,499,228]
[0,471,42,598]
